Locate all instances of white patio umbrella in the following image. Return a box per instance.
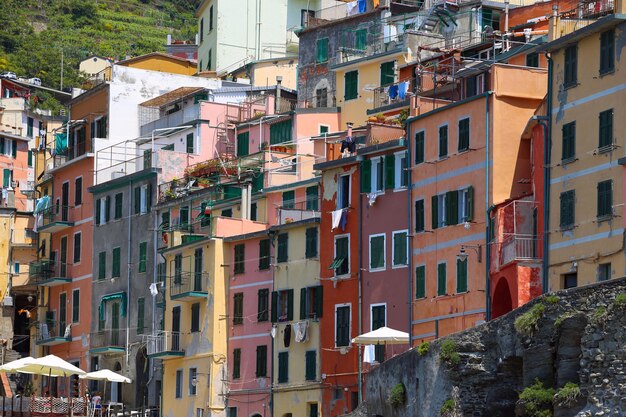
[14,354,85,377]
[0,356,35,373]
[351,326,410,345]
[79,369,131,406]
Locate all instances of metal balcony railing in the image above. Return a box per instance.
[36,321,71,344]
[275,97,297,114]
[28,260,70,284]
[372,79,413,111]
[139,104,201,136]
[277,200,320,225]
[40,204,81,229]
[145,331,183,356]
[90,329,127,350]
[170,271,208,298]
[501,235,541,264]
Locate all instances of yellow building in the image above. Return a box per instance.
[117,52,198,76]
[230,57,299,91]
[543,5,626,289]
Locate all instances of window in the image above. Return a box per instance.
[315,88,328,107]
[306,186,318,210]
[415,265,426,299]
[233,293,243,325]
[304,227,319,259]
[344,71,358,101]
[335,305,350,347]
[257,288,269,322]
[2,169,12,188]
[597,180,612,219]
[598,263,611,282]
[221,208,232,218]
[237,131,249,156]
[282,190,295,209]
[598,109,613,149]
[415,131,425,164]
[562,121,576,161]
[316,38,329,63]
[369,234,385,271]
[98,252,106,280]
[437,262,446,296]
[186,133,194,154]
[337,175,350,209]
[93,116,108,139]
[415,200,425,233]
[179,206,190,226]
[269,119,292,145]
[380,61,395,86]
[0,139,16,158]
[114,193,123,219]
[458,118,470,152]
[332,235,349,276]
[309,403,319,417]
[278,352,289,383]
[564,45,577,87]
[74,177,82,205]
[234,244,245,274]
[228,408,237,417]
[355,28,367,51]
[600,29,614,74]
[200,18,204,42]
[394,151,408,189]
[255,345,267,377]
[277,233,288,263]
[300,285,323,319]
[73,233,81,263]
[305,350,316,381]
[189,368,197,396]
[438,125,448,158]
[563,272,577,289]
[458,186,474,223]
[28,150,32,167]
[259,239,270,270]
[456,258,468,293]
[301,9,314,25]
[392,230,408,267]
[232,349,241,379]
[138,242,147,273]
[526,52,539,67]
[432,194,445,229]
[209,5,213,30]
[174,254,183,284]
[72,289,80,323]
[175,370,183,398]
[208,49,212,70]
[191,303,200,333]
[250,202,257,221]
[271,289,293,323]
[112,247,121,278]
[137,297,145,334]
[371,157,384,193]
[95,197,110,226]
[371,304,386,363]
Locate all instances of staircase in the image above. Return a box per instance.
[418,2,459,32]
[0,349,23,396]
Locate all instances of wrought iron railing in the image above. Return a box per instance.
[90,329,127,349]
[145,331,183,355]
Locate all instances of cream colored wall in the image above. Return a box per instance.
[253,61,298,90]
[547,25,625,289]
[0,214,10,302]
[79,57,111,76]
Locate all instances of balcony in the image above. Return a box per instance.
[28,260,71,287]
[170,272,209,301]
[145,331,184,359]
[36,321,71,346]
[490,200,541,270]
[89,329,127,355]
[371,79,412,113]
[333,32,406,67]
[277,201,320,225]
[38,205,79,233]
[139,103,201,137]
[45,137,95,173]
[499,235,541,265]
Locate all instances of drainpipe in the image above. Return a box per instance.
[275,76,282,114]
[126,180,133,369]
[405,121,413,345]
[484,92,493,321]
[357,156,363,405]
[541,51,554,294]
[269,230,275,417]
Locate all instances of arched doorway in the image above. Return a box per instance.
[492,278,513,319]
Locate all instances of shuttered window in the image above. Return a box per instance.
[232,349,241,379]
[597,180,612,219]
[112,248,121,278]
[72,289,80,323]
[271,289,294,323]
[306,186,319,210]
[278,352,289,383]
[186,133,194,154]
[562,122,576,161]
[415,200,424,233]
[600,29,614,74]
[437,263,447,296]
[259,239,270,270]
[344,71,358,101]
[333,236,349,276]
[445,191,458,226]
[559,190,575,229]
[256,345,267,377]
[355,29,367,50]
[73,233,81,263]
[335,305,350,347]
[415,131,425,164]
[458,118,470,151]
[138,242,147,272]
[257,288,269,322]
[316,38,329,63]
[380,61,395,86]
[74,177,82,206]
[305,350,316,381]
[98,252,106,280]
[114,193,123,219]
[282,190,295,209]
[456,258,468,293]
[439,125,448,158]
[360,159,371,193]
[300,286,323,319]
[415,265,426,299]
[237,131,249,156]
[384,154,395,190]
[277,233,288,263]
[269,119,292,145]
[369,234,385,270]
[305,227,318,258]
[599,109,613,149]
[564,45,577,87]
[392,231,407,266]
[191,302,200,333]
[234,244,245,274]
[233,293,243,325]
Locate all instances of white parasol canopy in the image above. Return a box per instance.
[79,369,131,384]
[351,327,410,345]
[13,354,85,377]
[0,356,35,373]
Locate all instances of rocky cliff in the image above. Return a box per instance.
[355,277,626,417]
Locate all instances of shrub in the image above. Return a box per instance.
[592,306,607,323]
[554,312,574,327]
[440,398,455,415]
[440,339,460,366]
[518,379,555,417]
[544,295,559,304]
[615,293,626,307]
[554,382,581,407]
[515,303,545,337]
[388,383,406,408]
[418,341,430,356]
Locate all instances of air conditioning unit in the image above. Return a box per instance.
[2,297,13,307]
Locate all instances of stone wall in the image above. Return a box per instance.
[354,277,626,417]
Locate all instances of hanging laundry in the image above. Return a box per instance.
[388,84,399,100]
[271,326,277,339]
[339,210,348,231]
[347,1,359,16]
[293,321,309,343]
[363,345,375,363]
[149,283,159,297]
[284,324,292,347]
[373,0,380,7]
[55,132,68,155]
[331,209,343,230]
[398,81,409,100]
[358,0,366,13]
[340,136,356,154]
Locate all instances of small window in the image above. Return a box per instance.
[255,345,267,377]
[559,190,575,230]
[598,109,613,150]
[186,133,194,154]
[233,293,243,325]
[221,208,233,218]
[282,190,295,209]
[371,157,384,193]
[392,230,408,267]
[191,303,200,333]
[415,265,426,299]
[438,125,448,158]
[335,305,350,347]
[597,180,613,219]
[394,152,408,189]
[305,227,318,259]
[563,272,577,289]
[72,289,80,323]
[380,61,395,86]
[189,368,197,396]
[355,28,367,51]
[337,175,350,209]
[175,370,183,398]
[458,118,470,152]
[456,258,468,293]
[300,285,323,319]
[277,233,288,263]
[278,351,289,383]
[600,29,614,74]
[525,52,539,68]
[344,71,358,101]
[114,193,123,219]
[73,233,81,264]
[316,38,329,63]
[437,262,447,296]
[234,244,245,274]
[598,263,611,282]
[562,121,576,161]
[259,239,270,270]
[98,252,106,280]
[271,289,294,323]
[237,131,249,157]
[414,200,425,233]
[306,186,319,211]
[315,88,328,108]
[74,177,82,206]
[369,234,385,271]
[305,351,317,381]
[332,236,349,276]
[414,131,425,164]
[257,288,269,322]
[564,45,577,87]
[458,187,474,223]
[138,242,147,273]
[232,349,241,379]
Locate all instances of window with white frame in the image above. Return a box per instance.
[371,157,384,193]
[437,194,446,227]
[331,235,349,276]
[392,230,408,267]
[140,185,148,213]
[369,233,385,271]
[189,367,197,396]
[337,175,350,209]
[335,304,351,347]
[394,151,408,189]
[458,187,474,223]
[175,369,183,398]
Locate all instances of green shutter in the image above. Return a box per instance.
[305,227,318,259]
[305,350,316,380]
[186,133,194,154]
[431,195,438,230]
[599,110,613,149]
[317,38,328,63]
[278,352,289,383]
[0,138,4,154]
[345,71,358,101]
[11,140,17,158]
[282,190,295,209]
[415,200,424,232]
[360,159,371,193]
[415,266,425,298]
[271,291,278,323]
[306,186,318,210]
[259,239,270,270]
[112,247,121,277]
[380,61,395,86]
[385,154,395,189]
[233,349,241,379]
[277,233,288,262]
[139,242,147,273]
[355,29,367,50]
[315,285,323,318]
[237,131,249,156]
[439,126,448,158]
[115,193,123,219]
[446,191,458,225]
[134,187,140,214]
[393,232,407,266]
[95,198,101,225]
[415,131,424,164]
[287,289,294,321]
[105,196,111,222]
[98,252,106,280]
[27,150,32,166]
[437,263,446,296]
[456,258,467,293]
[466,186,474,222]
[300,288,307,320]
[370,236,385,269]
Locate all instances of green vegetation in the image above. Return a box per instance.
[515,303,545,337]
[417,341,430,356]
[388,383,406,408]
[439,398,455,415]
[614,293,626,306]
[592,306,607,323]
[554,312,574,327]
[544,295,560,304]
[517,379,555,417]
[0,0,199,90]
[440,339,460,366]
[554,382,581,407]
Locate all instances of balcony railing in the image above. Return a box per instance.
[145,331,184,358]
[580,0,614,18]
[372,79,412,111]
[275,97,297,114]
[170,271,209,300]
[277,201,320,225]
[28,260,71,286]
[36,321,71,346]
[45,137,95,172]
[140,104,201,136]
[39,205,81,232]
[500,235,541,265]
[90,329,127,353]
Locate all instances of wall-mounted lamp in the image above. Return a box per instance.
[457,245,482,263]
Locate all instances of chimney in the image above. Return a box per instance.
[347,122,354,137]
[275,76,283,114]
[409,93,420,117]
[548,4,559,41]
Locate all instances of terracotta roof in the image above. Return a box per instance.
[139,87,205,108]
[117,52,197,66]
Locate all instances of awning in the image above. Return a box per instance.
[99,292,127,320]
[328,257,344,270]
